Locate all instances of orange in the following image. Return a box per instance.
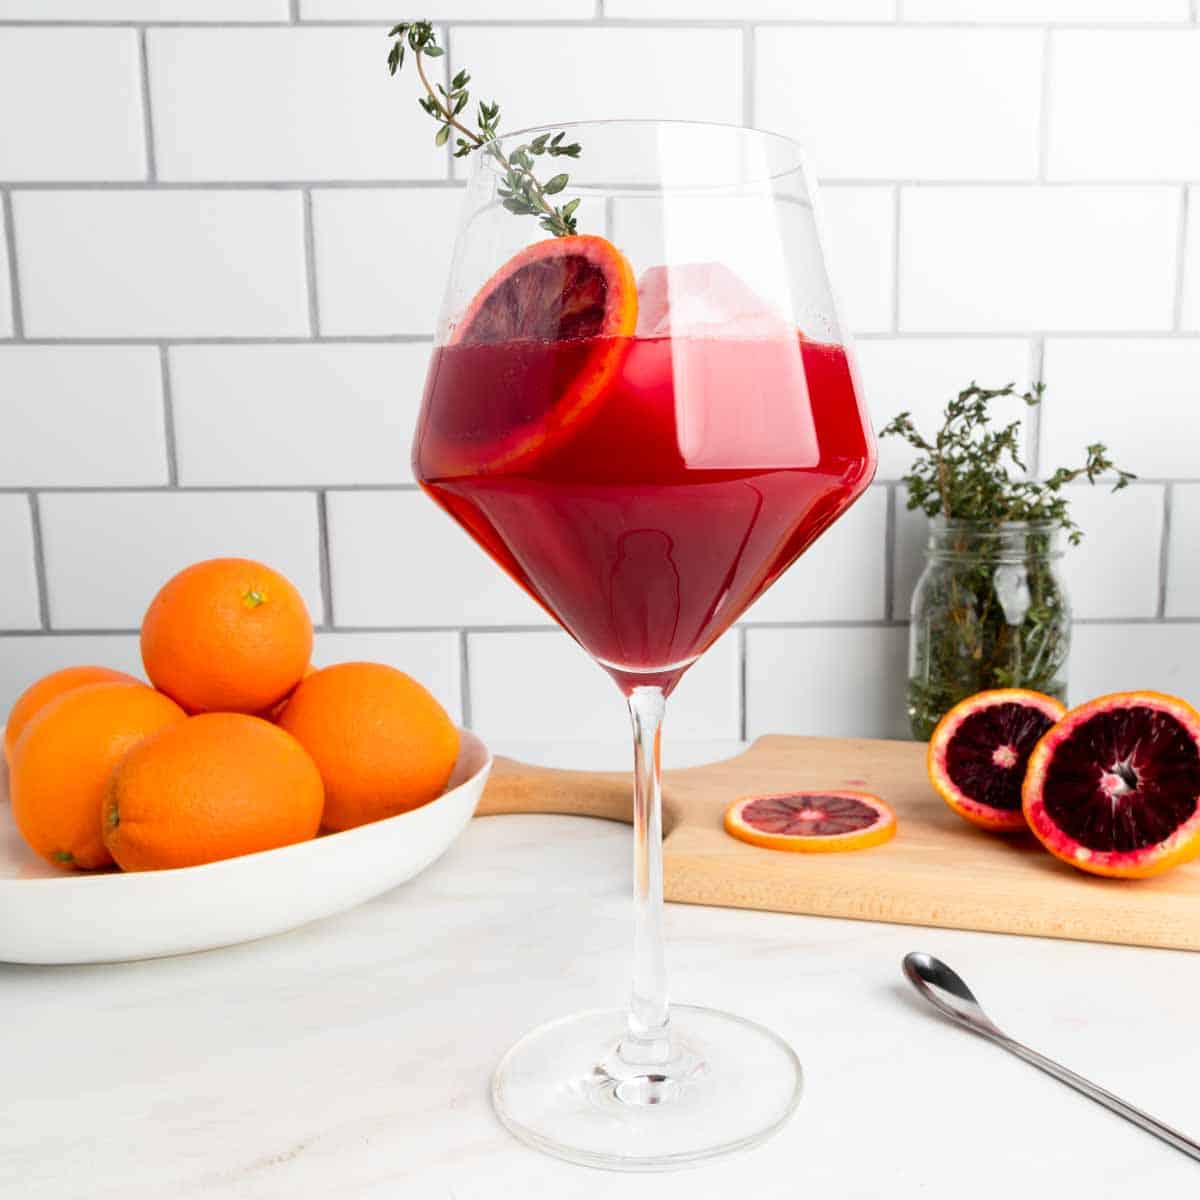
[277,662,459,831]
[261,662,317,722]
[141,557,312,715]
[434,235,638,474]
[4,665,143,765]
[9,682,185,870]
[1022,691,1200,880]
[725,790,896,853]
[928,688,1067,833]
[104,713,323,872]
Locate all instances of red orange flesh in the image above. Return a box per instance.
[928,689,1067,832]
[1022,691,1200,879]
[725,789,896,853]
[435,235,638,473]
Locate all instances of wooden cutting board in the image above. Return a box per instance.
[478,734,1200,952]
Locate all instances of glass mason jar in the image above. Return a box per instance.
[907,518,1070,740]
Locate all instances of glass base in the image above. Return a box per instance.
[491,1004,803,1171]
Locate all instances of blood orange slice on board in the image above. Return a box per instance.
[928,689,1066,832]
[435,235,638,473]
[725,790,896,853]
[1022,691,1200,879]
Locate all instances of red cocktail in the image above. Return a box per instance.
[416,333,873,692]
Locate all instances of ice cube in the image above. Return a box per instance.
[635,262,795,339]
[631,263,819,469]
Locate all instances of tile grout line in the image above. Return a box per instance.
[741,23,754,127]
[737,625,747,742]
[890,185,902,332]
[9,335,437,346]
[157,344,179,486]
[137,27,157,182]
[1027,335,1045,477]
[8,617,1200,641]
[26,493,52,631]
[289,0,299,21]
[0,474,1194,496]
[1036,27,1054,182]
[2,181,467,191]
[2,191,24,339]
[883,483,897,621]
[315,490,335,630]
[302,189,321,337]
[8,331,1200,346]
[3,19,1197,29]
[441,25,455,180]
[1157,483,1173,620]
[1172,184,1190,331]
[5,179,1197,192]
[459,630,473,729]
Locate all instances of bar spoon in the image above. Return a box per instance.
[902,950,1200,1164]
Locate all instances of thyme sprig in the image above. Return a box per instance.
[386,21,583,237]
[881,382,1135,546]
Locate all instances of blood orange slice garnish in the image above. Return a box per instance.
[724,790,896,853]
[928,688,1066,833]
[436,234,638,474]
[1022,691,1200,879]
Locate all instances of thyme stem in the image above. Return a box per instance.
[387,20,583,237]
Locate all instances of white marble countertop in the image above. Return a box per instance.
[3,740,1199,1198]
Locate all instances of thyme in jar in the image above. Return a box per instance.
[881,383,1136,738]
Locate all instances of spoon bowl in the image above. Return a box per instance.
[902,951,997,1033]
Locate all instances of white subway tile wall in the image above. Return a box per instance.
[1166,484,1200,619]
[899,187,1181,332]
[0,348,168,487]
[310,189,460,336]
[13,192,310,338]
[0,637,145,717]
[325,491,552,629]
[146,28,445,182]
[170,344,425,486]
[1040,339,1200,477]
[38,492,324,630]
[0,497,40,631]
[0,2,289,18]
[1,7,1197,742]
[1183,187,1200,332]
[756,28,1043,180]
[0,202,14,338]
[1046,31,1200,181]
[0,29,146,181]
[820,187,896,335]
[468,631,741,743]
[854,338,1032,479]
[311,631,463,723]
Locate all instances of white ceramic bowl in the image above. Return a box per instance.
[0,728,491,965]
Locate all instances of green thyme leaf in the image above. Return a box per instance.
[385,19,583,237]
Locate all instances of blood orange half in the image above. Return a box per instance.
[436,234,638,473]
[724,790,897,853]
[928,688,1066,832]
[1022,691,1200,879]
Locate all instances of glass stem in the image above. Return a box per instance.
[623,685,671,1064]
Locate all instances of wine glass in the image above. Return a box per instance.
[413,119,876,1171]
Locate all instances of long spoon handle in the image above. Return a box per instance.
[986,1029,1200,1164]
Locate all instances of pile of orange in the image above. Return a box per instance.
[4,558,460,873]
